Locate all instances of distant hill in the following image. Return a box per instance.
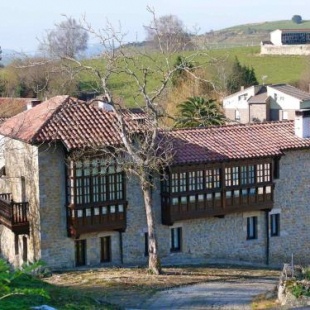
[196,19,310,48]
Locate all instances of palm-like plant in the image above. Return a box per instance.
[174,96,226,128]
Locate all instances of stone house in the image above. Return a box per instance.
[223,84,310,123]
[0,95,310,269]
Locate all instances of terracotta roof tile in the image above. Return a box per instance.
[0,96,146,151]
[166,122,310,164]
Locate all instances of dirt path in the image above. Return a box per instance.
[45,265,280,309]
[142,277,278,309]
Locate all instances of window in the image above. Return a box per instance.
[101,236,111,262]
[225,167,239,187]
[273,158,280,179]
[144,233,149,257]
[241,165,255,185]
[22,236,28,263]
[282,111,288,120]
[247,217,257,240]
[256,163,271,183]
[171,227,182,252]
[270,214,280,237]
[69,158,124,205]
[206,168,221,189]
[235,110,240,120]
[15,235,19,255]
[75,240,86,266]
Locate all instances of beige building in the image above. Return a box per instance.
[0,96,310,269]
[223,84,310,123]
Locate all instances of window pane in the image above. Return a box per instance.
[232,167,239,186]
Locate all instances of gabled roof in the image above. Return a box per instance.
[0,96,145,151]
[269,84,310,101]
[248,86,268,104]
[166,121,310,165]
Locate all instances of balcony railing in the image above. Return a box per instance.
[67,201,127,238]
[162,184,273,225]
[0,193,29,235]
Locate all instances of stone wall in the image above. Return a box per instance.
[261,44,310,55]
[37,144,74,269]
[270,149,310,265]
[250,103,268,122]
[224,108,250,123]
[0,138,40,267]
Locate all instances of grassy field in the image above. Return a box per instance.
[80,46,308,107]
[207,46,308,84]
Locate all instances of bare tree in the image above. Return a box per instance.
[40,17,89,59]
[29,11,215,274]
[144,10,192,52]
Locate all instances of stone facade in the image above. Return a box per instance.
[270,150,310,265]
[0,139,310,269]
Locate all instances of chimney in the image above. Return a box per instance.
[240,86,244,91]
[295,109,310,138]
[26,99,42,110]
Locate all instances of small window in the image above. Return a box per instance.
[144,233,149,257]
[22,236,28,263]
[282,111,288,120]
[15,235,19,255]
[270,214,280,237]
[75,240,86,266]
[247,217,257,240]
[101,236,111,262]
[171,227,182,252]
[273,158,280,179]
[235,110,240,121]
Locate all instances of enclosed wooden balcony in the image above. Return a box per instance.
[162,184,274,225]
[0,193,29,235]
[67,202,127,238]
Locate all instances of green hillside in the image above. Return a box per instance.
[199,19,310,48]
[79,45,308,107]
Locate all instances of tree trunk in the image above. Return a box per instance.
[142,178,161,275]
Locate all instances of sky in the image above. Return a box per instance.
[0,0,308,53]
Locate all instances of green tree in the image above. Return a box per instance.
[174,96,226,128]
[226,57,258,94]
[171,55,194,86]
[292,15,302,24]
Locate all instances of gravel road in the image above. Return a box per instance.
[142,277,278,309]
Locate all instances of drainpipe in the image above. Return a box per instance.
[265,210,270,265]
[248,103,252,123]
[119,231,123,264]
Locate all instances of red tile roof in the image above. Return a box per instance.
[2,96,310,164]
[0,96,145,150]
[166,122,310,164]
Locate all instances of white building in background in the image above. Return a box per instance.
[261,29,310,55]
[223,84,310,123]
